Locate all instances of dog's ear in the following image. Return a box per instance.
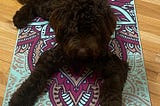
[49,13,64,43]
[98,0,117,36]
[49,7,75,43]
[103,6,117,45]
[96,2,117,45]
[49,3,69,43]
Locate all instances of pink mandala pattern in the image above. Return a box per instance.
[49,68,102,106]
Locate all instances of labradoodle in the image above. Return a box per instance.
[9,0,129,105]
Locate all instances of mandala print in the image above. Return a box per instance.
[3,0,151,106]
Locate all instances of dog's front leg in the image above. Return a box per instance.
[98,54,128,106]
[9,46,65,106]
[100,74,123,106]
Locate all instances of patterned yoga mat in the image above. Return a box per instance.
[3,0,151,106]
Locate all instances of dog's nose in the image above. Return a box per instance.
[77,48,87,57]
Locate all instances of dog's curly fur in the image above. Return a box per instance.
[9,0,129,106]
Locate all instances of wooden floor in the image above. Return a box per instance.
[0,0,160,105]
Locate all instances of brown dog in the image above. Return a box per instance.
[9,0,129,105]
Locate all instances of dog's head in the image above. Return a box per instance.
[50,0,116,60]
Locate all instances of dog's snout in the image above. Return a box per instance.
[77,48,87,57]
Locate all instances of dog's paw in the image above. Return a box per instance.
[9,96,22,106]
[13,11,29,28]
[99,95,122,106]
[9,93,33,106]
[108,101,122,106]
[100,101,121,106]
[99,95,107,106]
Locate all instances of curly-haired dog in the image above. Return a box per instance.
[9,0,129,105]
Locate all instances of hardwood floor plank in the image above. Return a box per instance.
[0,49,13,63]
[145,62,160,74]
[136,0,160,19]
[141,0,160,5]
[0,60,10,106]
[0,60,10,84]
[137,15,160,35]
[146,70,159,82]
[143,50,160,65]
[136,2,160,105]
[150,93,160,106]
[148,80,160,95]
[0,97,3,106]
[141,32,160,51]
[0,84,6,98]
[157,74,160,82]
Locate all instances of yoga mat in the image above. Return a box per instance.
[3,0,151,106]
